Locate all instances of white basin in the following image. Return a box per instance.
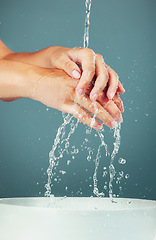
[0,197,155,240]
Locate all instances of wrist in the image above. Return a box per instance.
[25,65,53,100]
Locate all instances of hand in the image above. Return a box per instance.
[45,46,125,101]
[31,68,121,130]
[1,41,124,124]
[2,42,125,104]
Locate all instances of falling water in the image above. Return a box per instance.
[83,0,92,48]
[109,123,121,201]
[45,114,79,197]
[44,0,123,199]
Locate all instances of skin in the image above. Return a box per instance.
[0,40,125,129]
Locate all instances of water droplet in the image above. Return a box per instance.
[59,170,66,175]
[118,158,126,165]
[67,160,71,165]
[103,171,107,177]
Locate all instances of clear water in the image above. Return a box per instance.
[83,0,92,48]
[45,0,124,200]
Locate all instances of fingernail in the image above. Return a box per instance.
[72,70,81,79]
[117,116,123,123]
[121,86,125,93]
[121,106,124,113]
[111,121,117,128]
[76,88,83,95]
[96,124,103,130]
[109,90,115,99]
[91,93,98,101]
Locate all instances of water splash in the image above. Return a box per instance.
[44,0,124,200]
[45,113,78,197]
[109,123,121,201]
[93,128,109,197]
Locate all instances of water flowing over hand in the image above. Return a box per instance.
[31,68,122,129]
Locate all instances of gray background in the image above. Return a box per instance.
[0,0,155,199]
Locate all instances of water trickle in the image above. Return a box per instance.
[109,123,121,201]
[45,113,78,197]
[83,0,92,48]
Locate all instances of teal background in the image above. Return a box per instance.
[0,0,156,199]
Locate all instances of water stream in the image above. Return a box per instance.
[45,0,123,200]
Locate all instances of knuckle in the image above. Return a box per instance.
[83,48,95,58]
[64,60,72,70]
[97,53,104,62]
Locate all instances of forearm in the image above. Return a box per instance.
[3,48,52,68]
[0,59,39,101]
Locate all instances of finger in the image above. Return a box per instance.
[90,54,109,101]
[75,94,117,129]
[117,81,125,94]
[62,102,103,130]
[112,94,124,113]
[72,48,96,95]
[106,67,119,100]
[103,101,123,123]
[58,55,81,79]
[96,92,123,123]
